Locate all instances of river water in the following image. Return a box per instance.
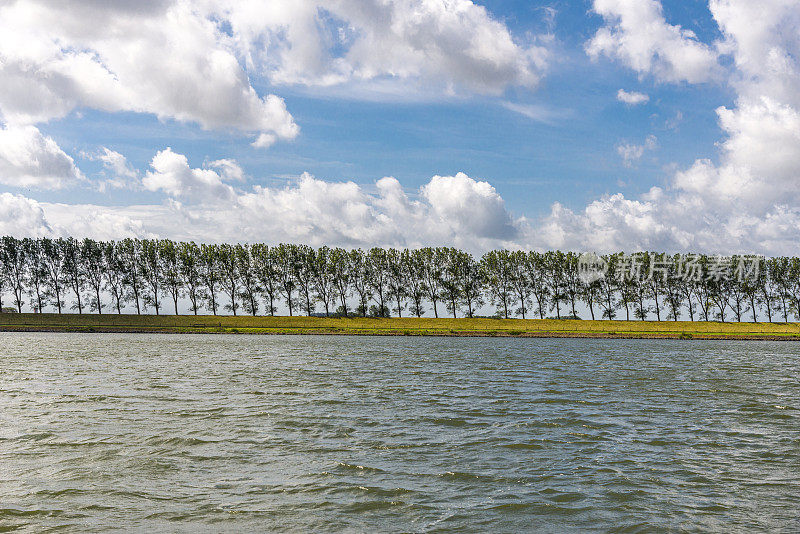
[0,333,798,532]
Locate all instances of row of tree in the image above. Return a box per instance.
[1,236,798,322]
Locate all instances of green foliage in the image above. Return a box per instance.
[0,236,797,325]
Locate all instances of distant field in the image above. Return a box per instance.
[1,313,799,340]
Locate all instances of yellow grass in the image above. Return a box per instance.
[1,313,799,339]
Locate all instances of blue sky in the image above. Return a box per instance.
[0,0,798,254]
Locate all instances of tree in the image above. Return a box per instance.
[677,254,700,321]
[597,254,619,320]
[140,239,162,315]
[458,252,485,318]
[562,252,582,319]
[293,245,316,316]
[274,244,298,316]
[386,248,407,317]
[251,244,279,316]
[662,254,685,321]
[626,252,650,321]
[311,246,336,316]
[179,241,204,315]
[771,257,793,322]
[199,243,221,315]
[0,244,7,311]
[706,256,731,322]
[82,238,106,314]
[103,241,129,314]
[330,248,351,317]
[62,237,87,313]
[41,238,67,313]
[439,248,462,318]
[482,250,515,319]
[646,252,668,322]
[581,277,601,321]
[759,257,782,322]
[508,250,532,319]
[419,247,444,318]
[526,252,550,319]
[236,244,260,316]
[692,256,714,322]
[404,249,428,318]
[23,238,48,313]
[1,237,27,313]
[160,239,183,315]
[544,251,566,318]
[726,256,749,323]
[741,256,764,323]
[118,238,144,314]
[782,257,800,321]
[218,243,241,316]
[349,249,372,317]
[367,247,391,317]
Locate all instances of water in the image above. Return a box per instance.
[0,334,798,533]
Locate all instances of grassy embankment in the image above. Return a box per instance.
[0,313,799,340]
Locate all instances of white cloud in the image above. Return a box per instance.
[616,134,657,167]
[421,173,517,239]
[41,203,152,242]
[0,124,83,189]
[6,0,800,259]
[84,147,139,192]
[501,102,570,124]
[142,148,237,201]
[0,0,298,146]
[0,193,54,237]
[0,0,549,153]
[539,0,800,256]
[95,148,138,181]
[221,0,550,95]
[21,158,520,252]
[616,89,649,105]
[587,0,720,83]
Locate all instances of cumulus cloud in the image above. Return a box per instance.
[616,89,649,105]
[0,193,54,237]
[616,135,657,167]
[41,203,152,242]
[544,0,800,255]
[0,0,549,154]
[142,148,238,201]
[421,173,516,239]
[587,0,720,83]
[0,124,83,189]
[21,156,521,252]
[6,0,800,259]
[220,0,550,95]
[83,147,139,192]
[0,0,298,146]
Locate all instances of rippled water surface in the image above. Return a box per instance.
[1,333,799,532]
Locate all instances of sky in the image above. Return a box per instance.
[0,0,799,255]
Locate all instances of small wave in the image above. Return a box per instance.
[439,471,480,481]
[605,489,648,502]
[143,436,221,446]
[343,500,406,513]
[540,489,587,503]
[0,507,84,519]
[354,485,415,498]
[501,442,544,450]
[334,462,386,474]
[422,417,474,427]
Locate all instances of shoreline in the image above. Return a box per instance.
[1,313,799,340]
